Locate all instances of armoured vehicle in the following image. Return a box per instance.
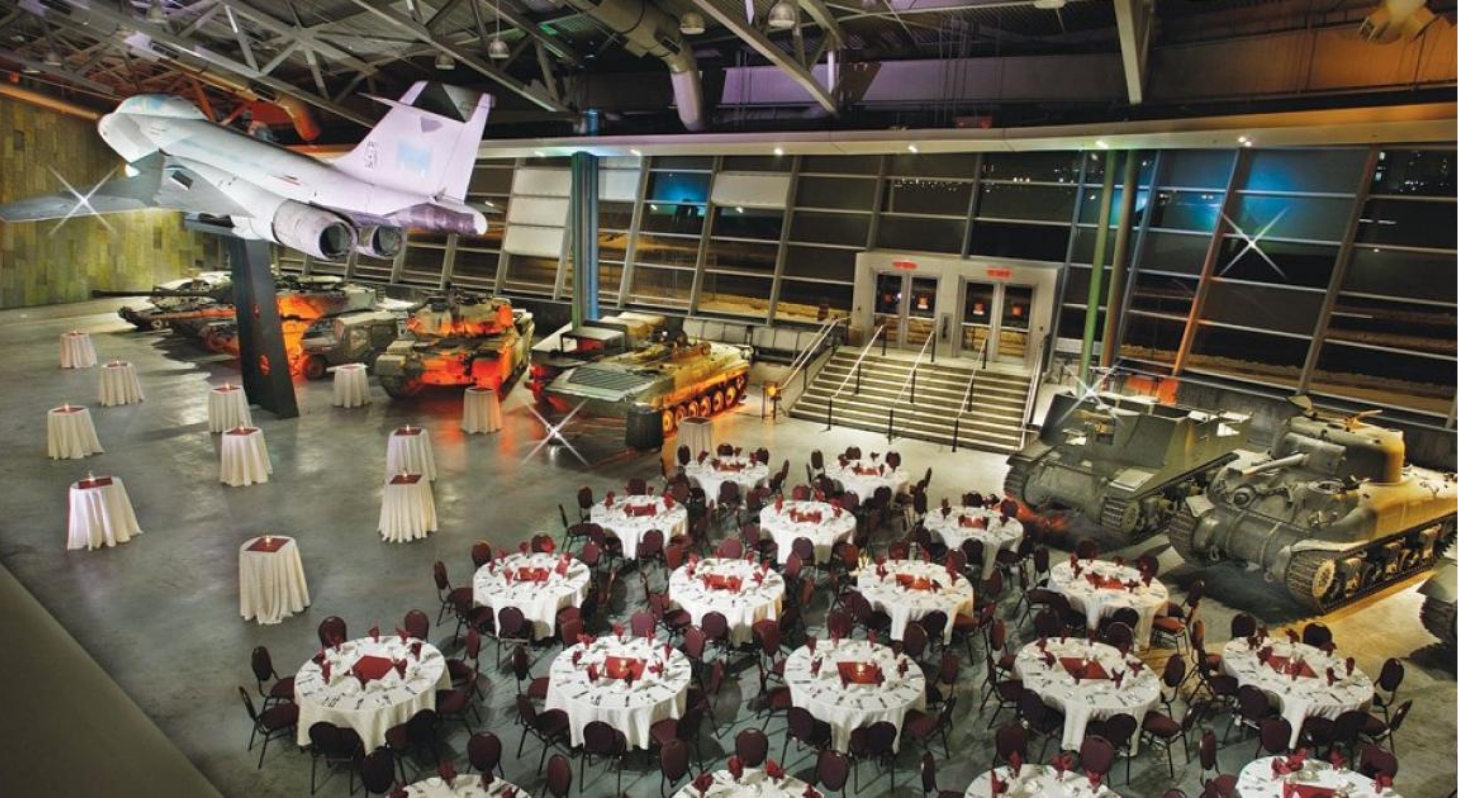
[1419,549,1456,661]
[106,272,233,331]
[539,336,752,434]
[1004,390,1251,541]
[197,276,380,373]
[299,311,404,379]
[528,311,669,403]
[375,291,533,399]
[1169,396,1457,612]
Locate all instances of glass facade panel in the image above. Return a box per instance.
[1213,238,1337,288]
[1160,150,1235,189]
[1343,247,1458,303]
[789,211,871,246]
[652,156,713,170]
[796,176,877,210]
[1244,149,1368,194]
[967,221,1070,261]
[468,165,514,194]
[1069,227,1115,265]
[1148,190,1224,231]
[598,231,629,263]
[712,206,783,240]
[503,255,559,293]
[777,280,854,322]
[399,246,444,286]
[704,240,778,275]
[977,184,1076,222]
[1138,231,1209,275]
[1231,194,1353,242]
[1082,152,1155,186]
[1325,294,1457,357]
[783,245,858,281]
[1312,342,1455,414]
[1187,324,1308,386]
[634,233,700,268]
[877,216,966,253]
[882,180,974,215]
[1122,314,1184,364]
[800,155,880,175]
[697,273,772,318]
[452,249,499,285]
[641,203,705,235]
[600,201,634,231]
[1370,149,1455,197]
[646,171,711,202]
[1202,281,1322,335]
[628,266,693,307]
[887,153,980,179]
[599,263,624,298]
[981,152,1081,183]
[722,155,792,172]
[1129,272,1198,316]
[1356,199,1457,250]
[1076,188,1148,225]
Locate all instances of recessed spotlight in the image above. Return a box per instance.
[907,144,918,153]
[1095,140,1108,149]
[773,147,784,156]
[650,204,659,211]
[1237,135,1249,144]
[735,206,745,213]
[534,150,546,157]
[629,149,642,157]
[1242,140,1253,148]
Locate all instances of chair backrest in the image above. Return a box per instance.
[1259,717,1292,756]
[317,615,347,647]
[684,627,707,660]
[718,481,740,504]
[1075,538,1100,560]
[1100,713,1138,749]
[735,727,770,767]
[497,606,528,638]
[716,538,745,559]
[788,706,817,743]
[309,721,341,753]
[577,486,594,509]
[531,534,555,553]
[515,694,538,726]
[994,723,1028,764]
[403,609,429,641]
[1378,657,1405,693]
[1230,613,1257,638]
[583,720,621,755]
[1358,743,1399,778]
[1186,578,1206,605]
[631,610,657,638]
[406,709,438,742]
[1033,610,1064,640]
[865,720,897,754]
[816,749,850,791]
[1332,709,1368,744]
[702,611,730,641]
[1135,552,1160,578]
[640,528,664,557]
[627,477,648,495]
[1163,654,1187,689]
[660,739,691,782]
[1080,735,1116,776]
[1199,730,1218,771]
[511,644,532,682]
[902,622,928,659]
[236,686,259,723]
[468,731,502,774]
[920,752,940,794]
[988,618,1007,653]
[677,445,691,466]
[1388,699,1412,733]
[827,609,854,639]
[920,610,948,643]
[982,569,1004,599]
[433,560,450,591]
[791,537,815,563]
[471,542,494,568]
[1302,622,1333,648]
[1017,690,1047,725]
[754,618,782,655]
[250,646,275,682]
[1237,685,1270,720]
[1104,621,1135,652]
[546,753,573,797]
[558,616,583,647]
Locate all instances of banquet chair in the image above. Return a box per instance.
[736,727,771,767]
[494,607,534,667]
[512,644,551,701]
[1255,717,1292,758]
[1198,730,1238,797]
[1372,658,1406,725]
[1074,538,1100,560]
[961,540,987,581]
[650,592,693,643]
[627,477,649,495]
[1358,699,1412,754]
[714,482,743,524]
[468,731,506,779]
[581,720,628,795]
[1078,735,1116,781]
[902,694,958,759]
[386,709,442,781]
[317,616,348,648]
[545,753,573,798]
[236,685,299,769]
[684,674,722,742]
[1229,613,1257,639]
[249,646,295,709]
[826,609,855,640]
[919,611,949,660]
[471,541,495,568]
[782,707,832,768]
[847,721,898,793]
[638,528,668,575]
[701,611,733,661]
[683,627,711,689]
[1102,621,1136,654]
[557,615,585,650]
[532,534,556,553]
[918,752,963,798]
[1160,654,1186,716]
[980,657,1023,728]
[1017,691,1066,760]
[665,543,687,573]
[433,561,455,625]
[815,749,851,796]
[586,525,623,569]
[357,749,397,797]
[1358,743,1399,779]
[753,619,788,687]
[631,609,658,640]
[677,445,692,470]
[1033,610,1064,640]
[578,540,603,572]
[977,569,1005,609]
[754,446,770,465]
[403,609,430,642]
[1329,709,1370,762]
[659,739,692,798]
[1301,621,1334,649]
[716,537,745,559]
[809,450,826,477]
[307,721,361,795]
[516,696,572,774]
[1140,700,1212,779]
[1085,713,1137,784]
[436,673,481,732]
[848,591,891,639]
[1298,715,1338,757]
[899,621,930,663]
[1135,552,1160,579]
[926,652,961,707]
[993,723,1029,767]
[1224,685,1274,744]
[449,587,494,644]
[986,619,1017,678]
[576,487,594,521]
[717,443,736,457]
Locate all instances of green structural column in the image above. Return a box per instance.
[569,151,600,325]
[1080,150,1119,384]
[1101,149,1141,368]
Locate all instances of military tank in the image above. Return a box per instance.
[1004,390,1251,541]
[540,335,751,435]
[374,291,533,399]
[1419,549,1456,662]
[1168,396,1457,613]
[528,311,668,404]
[98,272,233,331]
[198,276,380,373]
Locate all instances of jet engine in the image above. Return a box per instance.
[267,201,355,260]
[356,226,405,259]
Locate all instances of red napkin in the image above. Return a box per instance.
[1373,773,1393,791]
[1329,749,1345,770]
[518,541,530,554]
[393,659,407,677]
[1129,660,1145,676]
[693,771,715,796]
[1141,572,1153,587]
[501,788,517,798]
[1051,753,1074,778]
[438,761,456,785]
[390,787,408,798]
[395,627,409,643]
[1069,554,1079,567]
[313,650,327,665]
[245,536,285,552]
[1042,651,1056,667]
[664,494,676,509]
[370,625,381,642]
[897,658,909,677]
[555,557,570,576]
[1085,770,1102,789]
[1345,656,1355,675]
[571,650,583,666]
[1272,757,1292,777]
[728,755,744,782]
[411,642,422,660]
[1008,750,1022,777]
[605,491,615,508]
[586,664,600,682]
[775,496,785,512]
[1258,646,1275,664]
[868,629,878,645]
[663,643,674,659]
[1286,629,1300,644]
[648,660,664,677]
[752,571,765,585]
[766,758,785,782]
[577,634,596,647]
[1325,667,1337,686]
[1319,641,1335,655]
[697,451,709,464]
[321,661,332,682]
[989,771,1007,796]
[807,636,817,652]
[1111,668,1125,688]
[614,623,626,640]
[810,657,822,676]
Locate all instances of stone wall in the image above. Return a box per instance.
[0,95,213,308]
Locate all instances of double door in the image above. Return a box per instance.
[960,281,1034,365]
[873,273,938,350]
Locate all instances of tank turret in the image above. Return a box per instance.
[1169,397,1457,612]
[374,290,534,399]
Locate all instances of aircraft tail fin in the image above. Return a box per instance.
[334,82,492,203]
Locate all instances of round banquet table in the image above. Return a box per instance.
[220,426,272,486]
[672,768,814,798]
[782,637,926,752]
[401,774,532,797]
[964,765,1119,797]
[1047,559,1168,650]
[677,416,713,458]
[333,363,371,408]
[293,636,450,750]
[668,557,784,645]
[60,330,96,369]
[238,535,310,625]
[379,474,438,543]
[207,383,252,433]
[462,386,503,434]
[473,552,591,638]
[387,425,436,481]
[544,635,692,750]
[1222,636,1375,749]
[48,404,104,460]
[823,458,910,500]
[589,495,688,560]
[922,506,1024,581]
[1236,756,1398,798]
[98,360,145,406]
[759,500,856,565]
[1014,637,1161,754]
[857,559,975,645]
[67,476,143,550]
[684,455,768,504]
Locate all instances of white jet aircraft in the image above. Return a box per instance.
[0,82,492,260]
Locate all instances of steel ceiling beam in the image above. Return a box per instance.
[688,0,839,113]
[798,0,845,47]
[490,0,583,66]
[1112,0,1151,104]
[215,0,379,76]
[0,48,118,94]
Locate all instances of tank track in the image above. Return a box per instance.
[1284,515,1456,613]
[1166,503,1198,562]
[1420,596,1456,660]
[1100,495,1137,539]
[1003,457,1031,503]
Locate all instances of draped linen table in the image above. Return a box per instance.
[1222,636,1374,749]
[964,765,1119,797]
[220,426,273,486]
[238,535,310,625]
[1236,756,1397,798]
[824,457,910,500]
[387,425,437,481]
[67,476,143,550]
[60,330,96,369]
[379,474,437,543]
[759,500,856,565]
[782,637,926,752]
[677,416,713,458]
[98,360,145,406]
[684,455,769,505]
[333,363,371,408]
[293,636,450,750]
[402,775,532,797]
[1014,637,1161,754]
[462,386,503,434]
[473,552,591,638]
[208,383,252,433]
[48,404,103,460]
[1047,559,1168,650]
[672,768,814,798]
[545,635,692,750]
[668,557,784,645]
[590,495,688,560]
[923,506,1024,581]
[857,559,975,644]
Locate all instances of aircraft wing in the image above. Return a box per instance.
[0,156,162,223]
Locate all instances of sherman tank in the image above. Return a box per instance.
[1004,390,1251,541]
[1168,396,1457,613]
[1419,549,1456,661]
[99,272,233,331]
[540,335,751,434]
[374,291,533,399]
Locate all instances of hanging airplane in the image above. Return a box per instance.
[0,82,492,260]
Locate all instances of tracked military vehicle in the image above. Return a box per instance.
[1004,390,1251,541]
[197,277,380,373]
[299,311,404,379]
[375,291,533,399]
[1169,396,1457,613]
[1420,549,1456,661]
[103,272,233,331]
[528,311,668,403]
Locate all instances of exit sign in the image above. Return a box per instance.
[986,267,1012,279]
[891,260,917,271]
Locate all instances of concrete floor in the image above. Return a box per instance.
[1,299,1453,798]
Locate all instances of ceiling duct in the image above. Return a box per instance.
[558,0,705,131]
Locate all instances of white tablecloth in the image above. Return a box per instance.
[685,456,769,505]
[964,765,1118,798]
[462,386,503,434]
[590,496,688,560]
[545,636,692,750]
[1236,756,1397,798]
[783,638,926,752]
[759,501,856,565]
[67,477,143,550]
[668,558,784,646]
[379,475,438,543]
[238,536,310,625]
[823,458,910,500]
[1047,560,1168,650]
[48,405,103,460]
[1014,637,1161,754]
[294,637,450,750]
[387,426,437,481]
[333,363,371,408]
[207,384,252,433]
[923,507,1024,581]
[220,427,272,486]
[677,416,713,457]
[672,768,813,798]
[98,361,144,406]
[474,552,591,638]
[1222,637,1375,748]
[60,331,96,369]
[403,775,532,798]
[857,559,974,644]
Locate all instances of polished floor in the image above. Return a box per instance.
[1,299,1453,798]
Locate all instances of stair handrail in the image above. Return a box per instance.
[1016,333,1047,449]
[830,324,887,401]
[780,316,845,396]
[882,331,936,441]
[958,337,990,417]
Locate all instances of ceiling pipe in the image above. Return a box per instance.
[558,0,706,131]
[0,81,101,120]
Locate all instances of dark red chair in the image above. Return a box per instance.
[1358,743,1399,779]
[403,609,430,642]
[494,606,533,667]
[471,541,495,568]
[516,695,571,774]
[1141,700,1211,779]
[1074,538,1100,560]
[816,749,851,795]
[1358,699,1412,754]
[1079,735,1116,779]
[357,749,397,796]
[1017,690,1064,760]
[581,720,628,794]
[735,727,770,767]
[659,739,692,797]
[631,609,658,639]
[545,753,573,797]
[1087,712,1138,784]
[307,721,361,795]
[1199,729,1238,797]
[468,731,505,778]
[993,723,1027,767]
[848,720,898,793]
[317,616,347,648]
[1372,658,1406,725]
[902,695,957,758]
[1301,622,1334,649]
[250,646,295,708]
[512,644,550,700]
[237,685,298,769]
[433,561,454,624]
[783,706,832,766]
[919,752,963,798]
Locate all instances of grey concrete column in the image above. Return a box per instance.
[1101,149,1141,367]
[570,151,601,324]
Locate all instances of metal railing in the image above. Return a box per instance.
[779,316,845,399]
[825,324,886,430]
[884,331,937,442]
[1015,334,1048,449]
[950,337,990,452]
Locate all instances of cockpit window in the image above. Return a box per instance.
[117,95,206,120]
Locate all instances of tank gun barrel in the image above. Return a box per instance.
[91,288,224,299]
[1240,452,1308,477]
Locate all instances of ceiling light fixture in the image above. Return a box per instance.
[43,49,62,67]
[767,0,798,30]
[907,144,918,153]
[435,51,456,70]
[489,0,510,60]
[534,150,546,158]
[679,11,706,36]
[629,148,642,157]
[1032,0,1066,8]
[1242,140,1254,148]
[146,0,167,24]
[773,147,784,156]
[1095,140,1109,149]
